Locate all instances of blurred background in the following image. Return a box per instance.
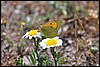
[1,1,99,66]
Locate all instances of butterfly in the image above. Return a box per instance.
[40,20,62,38]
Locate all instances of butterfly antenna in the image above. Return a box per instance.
[34,18,42,28]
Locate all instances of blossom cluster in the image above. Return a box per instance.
[22,30,63,49]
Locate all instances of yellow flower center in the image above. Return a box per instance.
[46,38,57,46]
[28,30,38,36]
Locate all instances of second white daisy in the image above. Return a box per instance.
[39,37,63,49]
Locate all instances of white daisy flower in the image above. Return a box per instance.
[22,30,41,39]
[39,37,63,49]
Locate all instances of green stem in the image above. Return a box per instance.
[51,47,57,66]
[35,48,39,66]
[33,38,40,66]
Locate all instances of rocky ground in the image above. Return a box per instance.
[1,1,99,66]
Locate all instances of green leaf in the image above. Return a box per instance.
[91,46,98,54]
[57,56,65,66]
[17,44,23,54]
[56,52,61,61]
[42,60,52,66]
[39,55,46,61]
[42,60,47,66]
[16,56,23,66]
[62,9,67,16]
[30,54,36,65]
[31,50,36,59]
[26,55,32,64]
[50,1,55,5]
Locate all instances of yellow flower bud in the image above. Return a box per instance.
[4,20,7,24]
[21,22,25,26]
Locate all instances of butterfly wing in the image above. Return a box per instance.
[54,20,62,31]
[40,20,62,38]
[41,26,58,38]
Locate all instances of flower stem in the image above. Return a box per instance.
[51,47,57,66]
[35,48,39,66]
[33,38,40,66]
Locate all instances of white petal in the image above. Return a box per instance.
[29,36,32,39]
[25,35,29,39]
[22,33,28,38]
[37,32,42,35]
[37,35,42,38]
[22,35,25,38]
[42,38,50,43]
[42,46,46,49]
[39,42,47,49]
[54,36,59,39]
[35,35,41,38]
[49,45,55,47]
[56,39,63,46]
[47,46,51,48]
[56,43,62,46]
[25,32,28,36]
[57,39,63,44]
[39,42,46,46]
[22,32,29,38]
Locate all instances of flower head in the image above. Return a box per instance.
[1,19,2,24]
[39,37,63,49]
[22,30,41,39]
[4,20,7,24]
[13,1,17,7]
[21,22,25,26]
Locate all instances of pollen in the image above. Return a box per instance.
[46,38,57,46]
[28,30,38,36]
